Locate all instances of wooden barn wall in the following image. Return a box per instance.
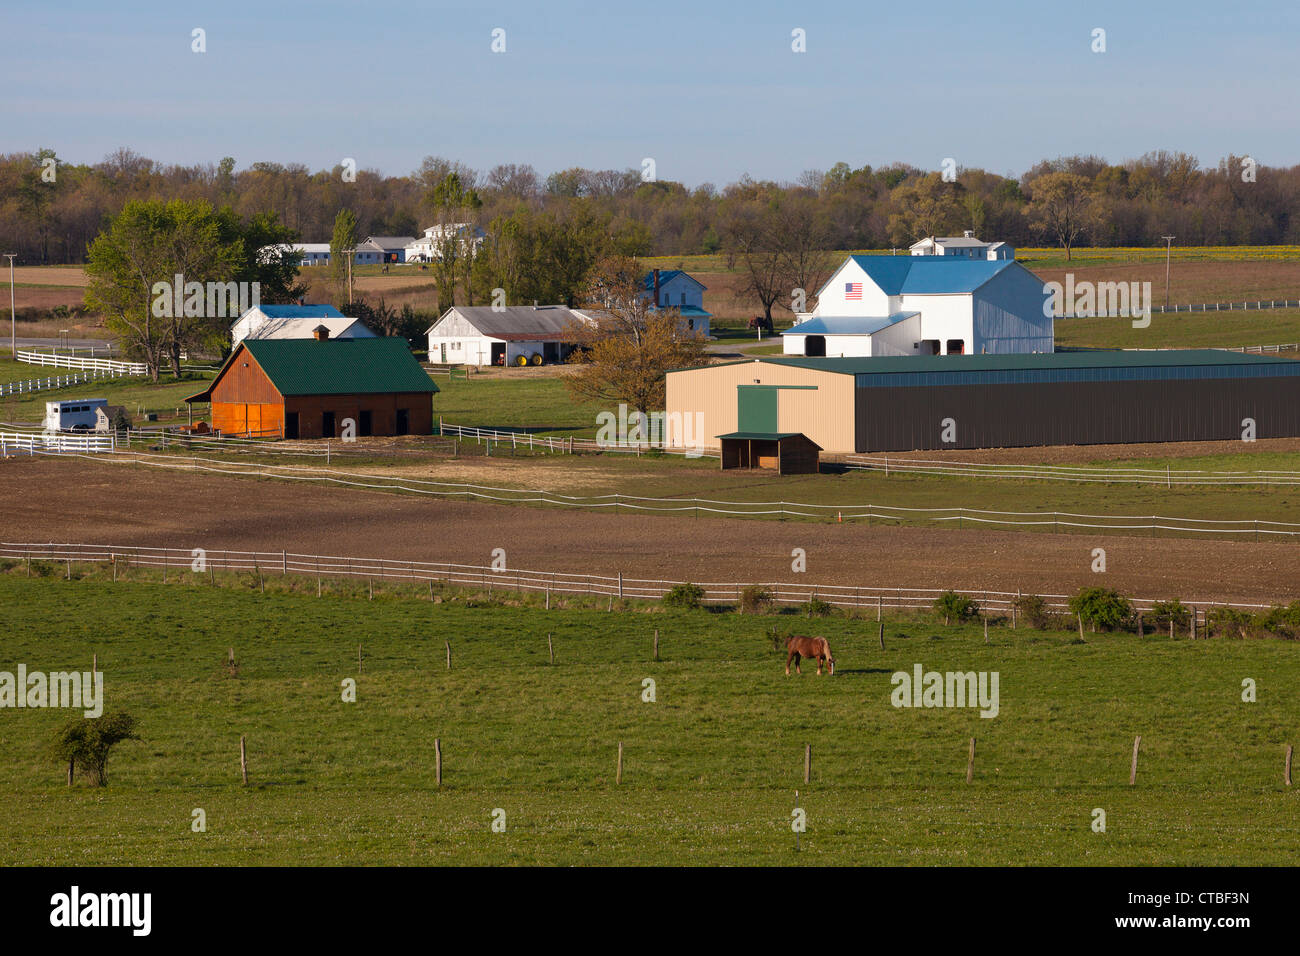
[209,351,282,405]
[853,377,1300,451]
[284,392,433,439]
[211,402,284,437]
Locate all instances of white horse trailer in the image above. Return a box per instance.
[44,398,108,431]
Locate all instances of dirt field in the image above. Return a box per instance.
[4,457,1298,605]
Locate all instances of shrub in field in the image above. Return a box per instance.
[739,586,772,614]
[934,590,979,626]
[1012,593,1056,630]
[1149,599,1191,632]
[48,711,138,787]
[1257,601,1300,639]
[1208,606,1255,639]
[663,583,706,609]
[1068,587,1133,632]
[801,597,835,618]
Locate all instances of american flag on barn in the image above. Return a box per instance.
[844,282,863,300]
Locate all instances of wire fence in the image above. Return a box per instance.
[38,448,1300,538]
[0,540,1283,614]
[439,420,719,459]
[843,454,1300,487]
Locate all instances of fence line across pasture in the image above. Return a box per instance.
[844,454,1300,487]
[0,368,121,397]
[14,348,147,375]
[0,431,116,455]
[439,420,721,459]
[0,540,1284,614]
[32,447,1300,539]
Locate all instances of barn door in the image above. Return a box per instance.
[737,385,779,433]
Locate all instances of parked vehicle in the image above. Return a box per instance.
[44,398,108,431]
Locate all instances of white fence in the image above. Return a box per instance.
[1,369,120,397]
[1150,299,1300,314]
[15,348,147,375]
[844,454,1300,487]
[0,430,116,455]
[45,449,1300,538]
[439,420,720,459]
[0,541,1281,614]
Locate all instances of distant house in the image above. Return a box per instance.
[405,223,487,263]
[781,254,1052,358]
[641,269,712,337]
[185,331,438,439]
[362,236,418,264]
[426,305,596,367]
[909,232,1015,260]
[275,243,331,266]
[94,405,128,432]
[231,305,357,346]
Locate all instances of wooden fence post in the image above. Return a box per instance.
[878,621,885,650]
[282,550,287,575]
[1137,613,1144,638]
[616,742,623,785]
[804,743,811,784]
[877,595,882,622]
[548,633,554,665]
[358,644,363,674]
[240,735,248,785]
[445,641,451,670]
[967,737,976,783]
[1286,745,1293,787]
[1130,735,1141,785]
[435,738,442,787]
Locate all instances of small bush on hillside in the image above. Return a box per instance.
[1208,607,1255,639]
[48,711,138,787]
[1068,587,1133,632]
[1149,599,1191,632]
[739,586,772,614]
[663,583,705,609]
[1012,594,1055,630]
[934,590,979,626]
[801,597,835,618]
[1257,601,1300,639]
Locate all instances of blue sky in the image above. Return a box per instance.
[3,0,1296,185]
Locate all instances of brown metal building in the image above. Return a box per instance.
[666,351,1300,454]
[186,334,438,439]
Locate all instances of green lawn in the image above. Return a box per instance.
[1056,311,1300,350]
[0,363,213,425]
[0,572,1296,865]
[432,373,606,436]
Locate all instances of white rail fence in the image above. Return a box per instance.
[1,368,120,396]
[0,541,1282,614]
[14,348,147,375]
[1150,299,1300,314]
[439,420,721,459]
[0,431,116,455]
[37,449,1300,538]
[844,454,1300,487]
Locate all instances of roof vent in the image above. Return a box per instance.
[313,324,330,341]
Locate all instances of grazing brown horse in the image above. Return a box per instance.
[785,635,835,676]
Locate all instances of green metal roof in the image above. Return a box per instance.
[717,431,803,440]
[698,350,1296,377]
[189,337,438,401]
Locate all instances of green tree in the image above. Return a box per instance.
[1024,171,1095,260]
[329,208,358,303]
[49,711,138,787]
[85,199,241,380]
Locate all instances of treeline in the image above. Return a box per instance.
[3,148,1298,266]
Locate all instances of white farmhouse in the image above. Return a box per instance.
[231,305,376,346]
[405,223,487,263]
[640,269,712,337]
[426,305,596,367]
[781,255,1052,358]
[909,231,1015,260]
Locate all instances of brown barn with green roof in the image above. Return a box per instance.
[186,330,438,439]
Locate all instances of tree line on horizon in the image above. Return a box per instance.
[2,148,1295,268]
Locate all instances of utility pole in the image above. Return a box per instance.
[345,248,355,305]
[4,253,15,358]
[1161,236,1176,309]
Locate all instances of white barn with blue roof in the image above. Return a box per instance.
[230,304,376,347]
[783,255,1052,358]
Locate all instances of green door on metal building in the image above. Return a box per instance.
[737,385,779,433]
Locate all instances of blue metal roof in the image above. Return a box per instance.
[782,312,918,336]
[643,269,706,291]
[255,304,345,318]
[847,256,1014,295]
